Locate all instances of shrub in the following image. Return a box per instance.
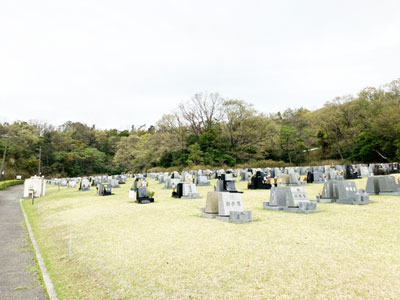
[0,180,24,190]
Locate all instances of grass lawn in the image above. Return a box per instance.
[22,175,400,300]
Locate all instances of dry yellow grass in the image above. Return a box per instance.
[22,175,400,300]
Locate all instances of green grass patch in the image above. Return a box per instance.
[20,209,50,300]
[22,176,400,299]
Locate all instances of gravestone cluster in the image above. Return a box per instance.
[97,183,112,196]
[39,162,399,223]
[199,174,252,223]
[317,180,370,205]
[365,176,400,195]
[195,174,210,186]
[248,171,274,190]
[264,186,319,213]
[164,178,180,189]
[172,183,200,199]
[280,173,306,186]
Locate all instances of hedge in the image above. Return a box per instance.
[0,180,24,190]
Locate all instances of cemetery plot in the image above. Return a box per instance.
[21,175,400,299]
[317,180,370,205]
[199,175,252,223]
[194,174,211,186]
[263,186,319,213]
[280,172,306,186]
[247,171,274,189]
[240,170,252,181]
[366,175,400,195]
[79,178,90,191]
[136,186,154,204]
[97,183,112,196]
[180,183,200,198]
[164,178,180,189]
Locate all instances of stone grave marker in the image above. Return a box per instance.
[317,180,369,204]
[97,183,112,196]
[195,175,210,186]
[80,179,90,191]
[110,179,120,188]
[365,176,400,195]
[136,187,154,204]
[181,183,200,198]
[264,186,319,213]
[23,176,46,198]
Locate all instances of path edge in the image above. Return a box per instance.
[20,199,59,300]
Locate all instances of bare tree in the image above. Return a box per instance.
[156,113,188,150]
[178,92,224,135]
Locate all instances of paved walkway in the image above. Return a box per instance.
[0,185,47,300]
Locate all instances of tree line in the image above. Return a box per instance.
[1,79,399,178]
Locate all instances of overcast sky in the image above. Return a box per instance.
[1,0,399,130]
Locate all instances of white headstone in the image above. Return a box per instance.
[218,192,243,216]
[23,176,46,198]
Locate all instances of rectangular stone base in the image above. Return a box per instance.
[336,199,370,205]
[215,215,230,222]
[283,207,322,214]
[376,192,400,196]
[263,202,284,210]
[216,211,253,223]
[199,208,218,219]
[137,198,154,204]
[200,208,253,223]
[317,198,333,203]
[228,211,253,223]
[182,193,200,198]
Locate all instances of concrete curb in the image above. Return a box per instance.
[20,199,59,300]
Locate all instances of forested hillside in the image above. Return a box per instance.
[1,80,399,178]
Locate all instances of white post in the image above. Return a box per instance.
[68,223,72,260]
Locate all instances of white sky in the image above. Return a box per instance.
[1,0,399,130]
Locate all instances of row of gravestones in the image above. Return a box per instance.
[41,163,399,195]
[200,174,400,222]
[24,173,399,225]
[148,162,399,183]
[42,167,400,202]
[199,175,398,222]
[198,174,318,221]
[150,172,210,187]
[152,162,399,187]
[315,175,400,203]
[28,164,399,198]
[149,167,344,192]
[200,174,317,221]
[148,165,368,189]
[44,175,129,197]
[47,175,128,190]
